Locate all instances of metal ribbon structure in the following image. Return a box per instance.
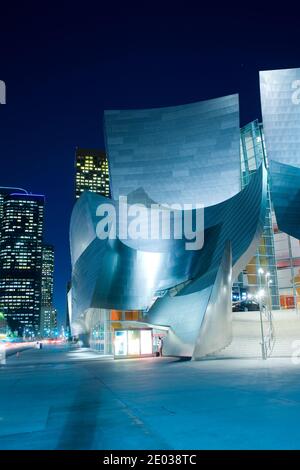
[260,67,300,240]
[70,95,268,359]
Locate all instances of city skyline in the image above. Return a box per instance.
[1,7,300,321]
[2,5,300,457]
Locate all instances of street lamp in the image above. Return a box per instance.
[265,273,272,311]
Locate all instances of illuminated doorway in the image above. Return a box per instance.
[114,329,153,358]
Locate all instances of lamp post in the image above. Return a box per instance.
[265,272,272,312]
[268,279,273,312]
[258,267,266,359]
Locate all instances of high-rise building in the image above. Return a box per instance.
[0,191,44,332]
[40,307,57,335]
[75,148,110,199]
[41,244,54,307]
[0,187,27,220]
[70,149,110,335]
[40,244,55,335]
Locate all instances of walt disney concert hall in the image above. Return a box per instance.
[69,67,300,360]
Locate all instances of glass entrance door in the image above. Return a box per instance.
[114,330,127,356]
[114,329,153,357]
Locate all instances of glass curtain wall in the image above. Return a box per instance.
[233,120,280,309]
[273,214,300,310]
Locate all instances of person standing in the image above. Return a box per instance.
[158,336,164,357]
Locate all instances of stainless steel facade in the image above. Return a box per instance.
[70,165,266,357]
[259,67,300,310]
[70,95,268,358]
[260,67,300,240]
[104,95,241,207]
[260,68,300,168]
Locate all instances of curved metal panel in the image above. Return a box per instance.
[144,242,232,359]
[144,285,212,358]
[260,67,300,239]
[269,160,300,239]
[70,91,268,356]
[104,95,241,207]
[260,68,300,168]
[70,163,267,346]
[192,241,232,359]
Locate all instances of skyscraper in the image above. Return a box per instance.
[40,307,57,335]
[0,191,44,332]
[41,244,54,307]
[75,148,110,199]
[0,187,27,220]
[40,244,56,335]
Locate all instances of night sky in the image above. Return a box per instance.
[1,4,300,323]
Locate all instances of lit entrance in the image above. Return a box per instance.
[114,328,153,358]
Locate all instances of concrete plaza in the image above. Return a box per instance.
[1,345,300,449]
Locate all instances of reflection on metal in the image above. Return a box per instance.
[192,241,232,359]
[144,242,233,359]
[269,160,300,240]
[260,68,300,168]
[70,162,267,357]
[104,95,241,207]
[260,67,300,240]
[69,94,269,358]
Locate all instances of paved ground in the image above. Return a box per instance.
[1,345,300,449]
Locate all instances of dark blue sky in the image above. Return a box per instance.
[1,4,299,323]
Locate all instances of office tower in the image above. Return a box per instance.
[75,148,110,199]
[71,149,110,333]
[40,244,55,335]
[233,120,280,309]
[0,192,44,332]
[41,244,54,307]
[40,307,57,335]
[0,187,27,220]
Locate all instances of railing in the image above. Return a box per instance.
[260,304,276,359]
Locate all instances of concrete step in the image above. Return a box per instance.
[207,310,300,359]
